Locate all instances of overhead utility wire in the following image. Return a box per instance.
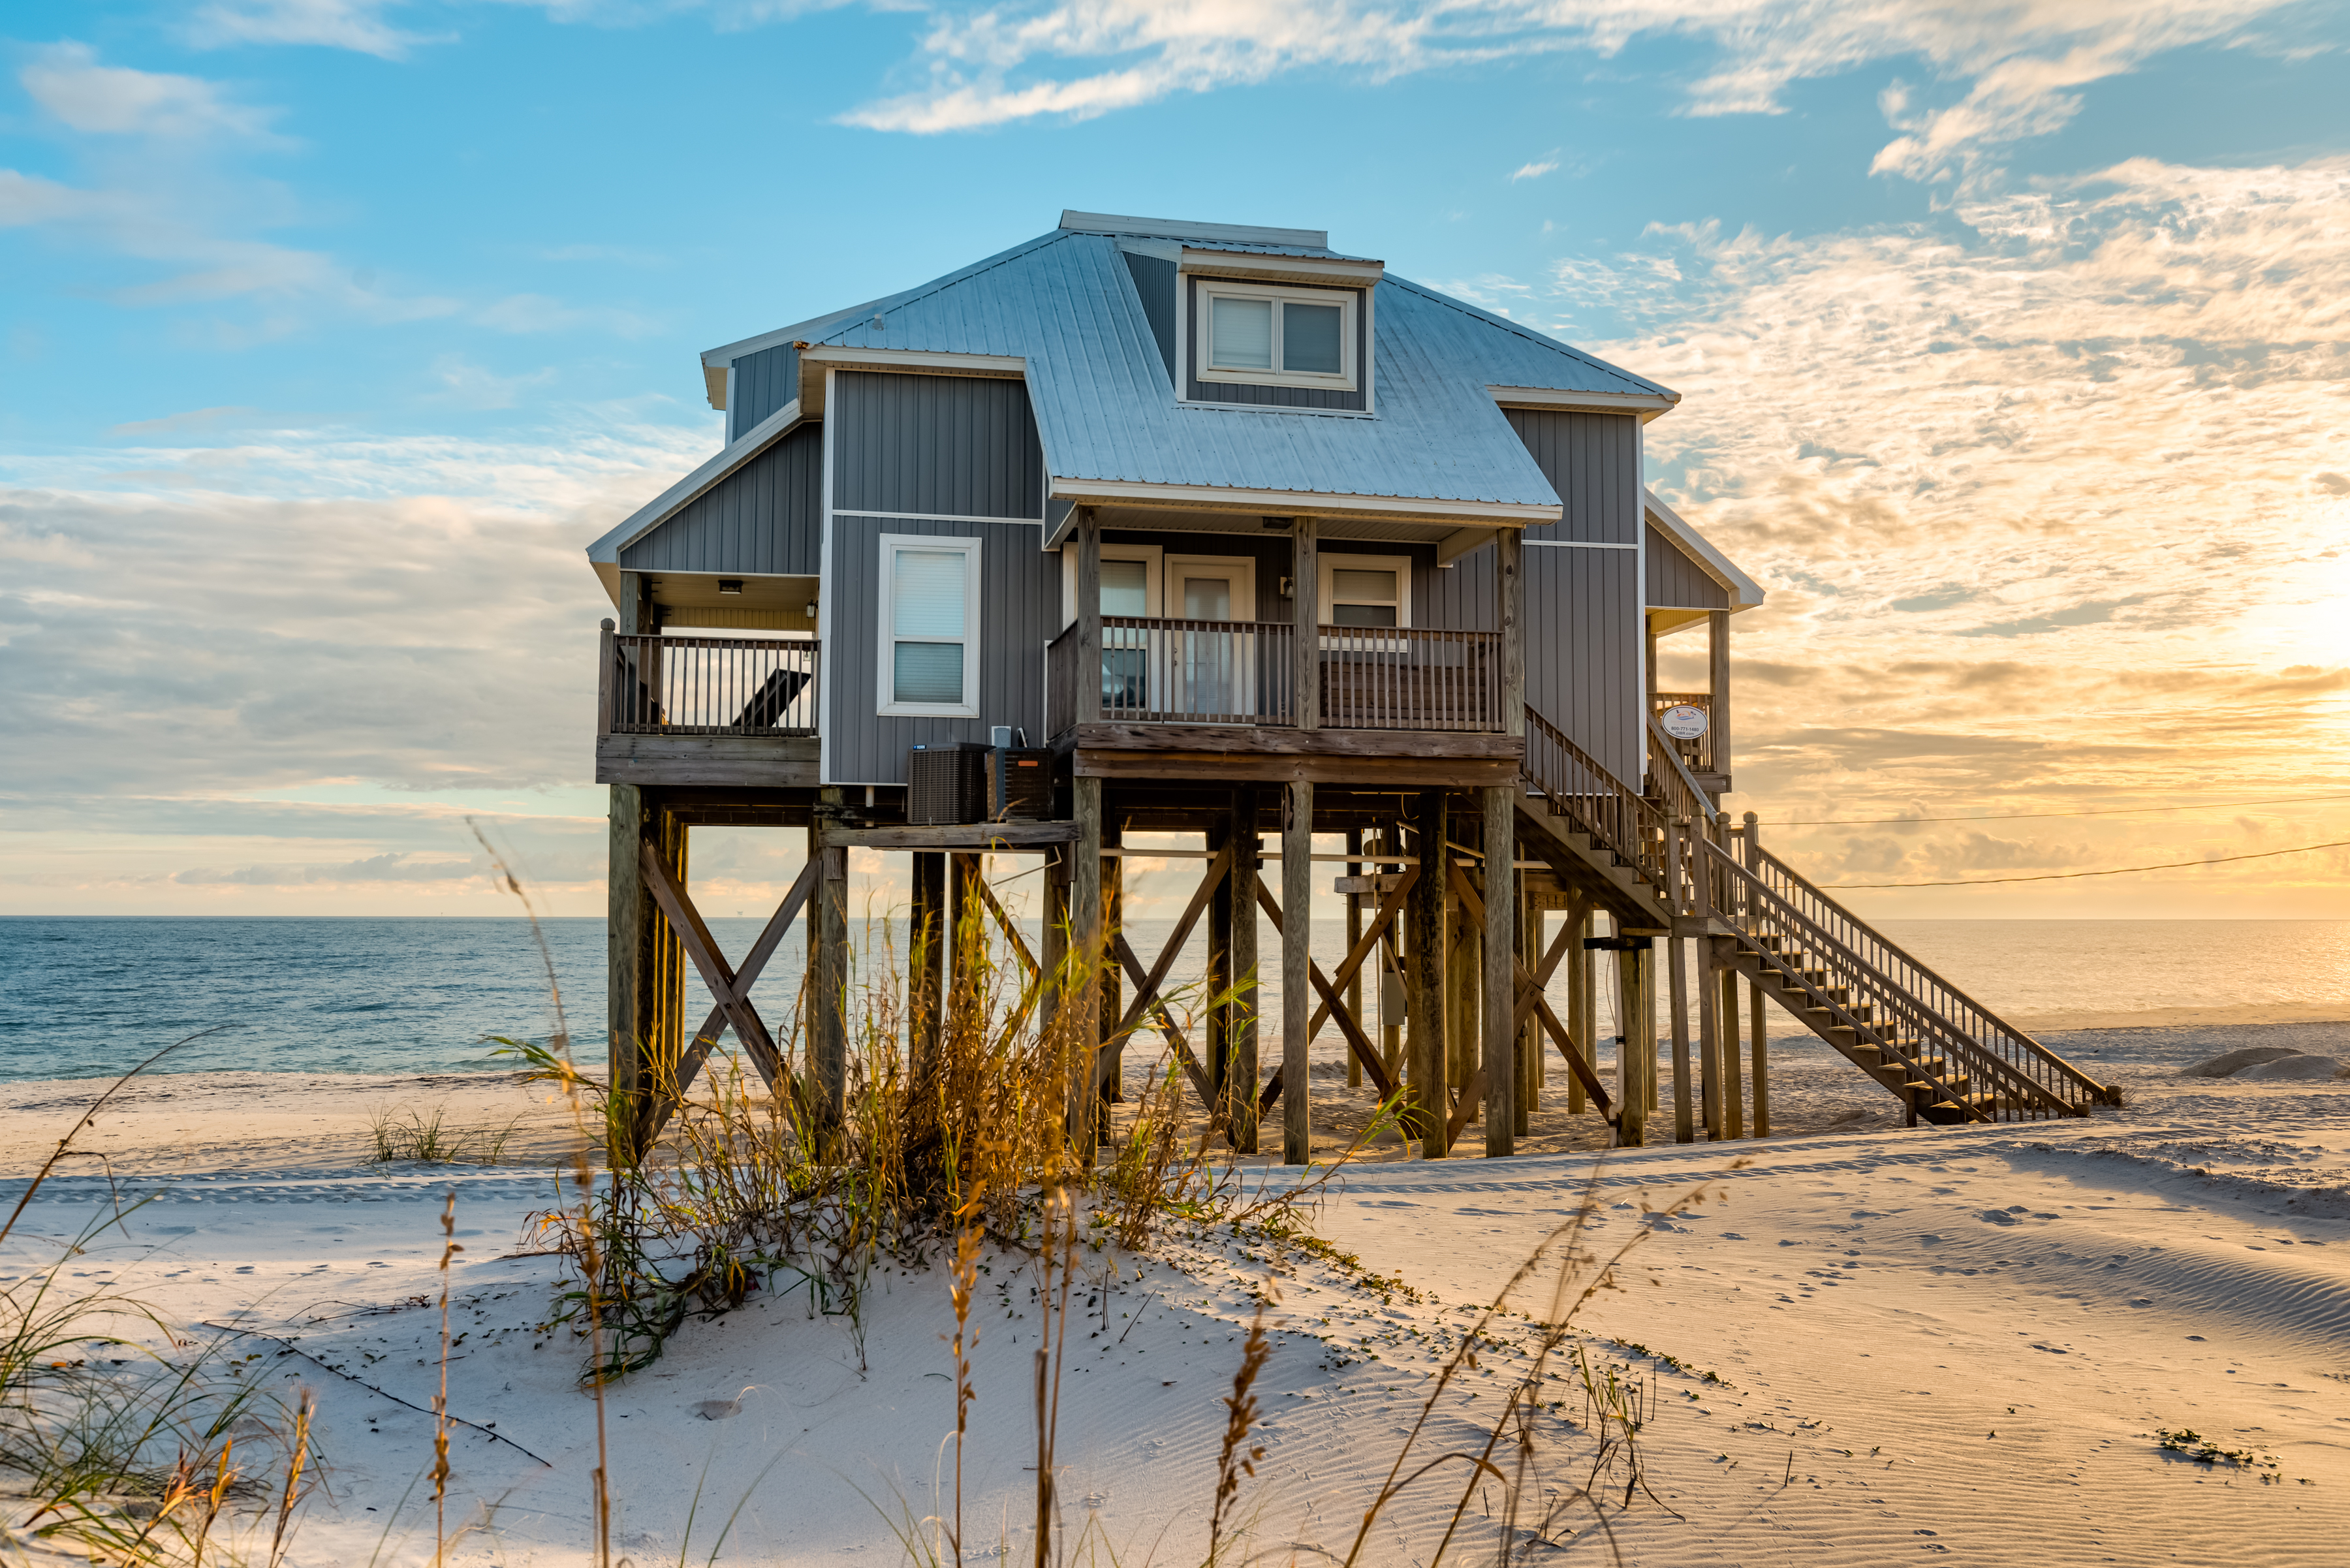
[1821,837,2350,889]
[1779,792,2350,826]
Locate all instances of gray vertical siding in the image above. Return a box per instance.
[823,514,1057,783]
[1183,278,1371,412]
[1525,543,1641,782]
[1505,409,1638,544]
[831,371,1046,519]
[618,422,823,575]
[1644,522,1727,608]
[1123,253,1176,387]
[727,343,800,443]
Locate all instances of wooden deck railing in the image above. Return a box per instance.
[602,631,819,736]
[1321,626,1503,731]
[1045,616,1504,736]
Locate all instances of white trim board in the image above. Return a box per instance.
[1525,539,1638,550]
[836,509,1045,527]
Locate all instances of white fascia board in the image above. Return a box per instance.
[584,399,806,569]
[1642,486,1764,610]
[704,363,729,411]
[1489,384,1680,422]
[795,348,1027,414]
[699,302,886,371]
[1063,211,1328,249]
[1179,248,1384,287]
[1042,478,1558,548]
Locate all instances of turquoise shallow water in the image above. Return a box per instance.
[3,916,2345,1084]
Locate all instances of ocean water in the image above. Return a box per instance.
[3,917,2347,1085]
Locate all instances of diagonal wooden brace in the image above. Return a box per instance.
[1112,933,1214,1103]
[639,841,791,1107]
[1306,862,1418,1041]
[1251,875,1400,1103]
[974,877,1040,979]
[1445,860,1613,1118]
[1106,845,1231,1051]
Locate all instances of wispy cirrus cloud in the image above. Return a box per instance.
[184,0,442,59]
[20,42,285,140]
[836,0,2306,180]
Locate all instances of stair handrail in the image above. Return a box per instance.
[1520,703,1665,890]
[1699,841,1995,1121]
[1742,842,2107,1112]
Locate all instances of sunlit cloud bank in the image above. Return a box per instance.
[0,422,711,913]
[1514,154,2350,910]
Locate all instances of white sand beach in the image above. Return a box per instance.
[4,1031,2347,1566]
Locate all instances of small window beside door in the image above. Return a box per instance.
[879,534,981,717]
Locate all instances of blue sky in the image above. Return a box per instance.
[5,1,2349,918]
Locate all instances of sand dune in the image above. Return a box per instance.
[4,1045,2346,1564]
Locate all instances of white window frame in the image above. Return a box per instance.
[877,533,982,718]
[1192,278,1358,392]
[1059,542,1164,627]
[1319,552,1411,633]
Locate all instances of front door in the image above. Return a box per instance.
[1165,556,1258,721]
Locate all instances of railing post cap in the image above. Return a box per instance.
[601,617,616,631]
[1743,810,1759,824]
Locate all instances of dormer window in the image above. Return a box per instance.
[1196,279,1357,392]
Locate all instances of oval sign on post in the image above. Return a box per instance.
[1659,702,1708,741]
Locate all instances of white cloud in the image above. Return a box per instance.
[185,0,439,59]
[1556,153,2350,887]
[20,42,283,140]
[1509,155,1560,181]
[837,0,2298,181]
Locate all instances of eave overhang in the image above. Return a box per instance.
[584,398,807,605]
[1491,384,1680,424]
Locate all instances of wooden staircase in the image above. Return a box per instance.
[1516,703,2110,1125]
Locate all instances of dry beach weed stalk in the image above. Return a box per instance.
[0,1027,321,1566]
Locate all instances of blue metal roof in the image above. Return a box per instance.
[692,220,1678,516]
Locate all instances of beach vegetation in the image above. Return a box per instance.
[367,1103,520,1166]
[0,1030,319,1566]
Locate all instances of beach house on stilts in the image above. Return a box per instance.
[586,210,2110,1163]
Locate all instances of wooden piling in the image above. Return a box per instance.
[1698,928,1722,1140]
[1281,779,1315,1165]
[1069,775,1104,1159]
[1565,898,1590,1116]
[1721,959,1744,1139]
[910,851,945,1079]
[810,787,849,1138]
[1098,824,1123,1106]
[1751,977,1770,1138]
[1344,828,1364,1090]
[1411,789,1449,1157]
[1616,939,1652,1147]
[1668,930,1694,1144]
[1206,810,1232,1106]
[1481,784,1516,1157]
[1227,790,1260,1153]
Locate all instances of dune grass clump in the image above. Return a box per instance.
[367,1103,519,1166]
[0,1030,319,1565]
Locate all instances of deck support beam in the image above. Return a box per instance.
[1411,789,1449,1156]
[911,852,945,1080]
[810,787,849,1142]
[1281,780,1315,1165]
[1481,785,1517,1157]
[1226,789,1261,1152]
[1069,774,1104,1157]
[1616,938,1653,1147]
